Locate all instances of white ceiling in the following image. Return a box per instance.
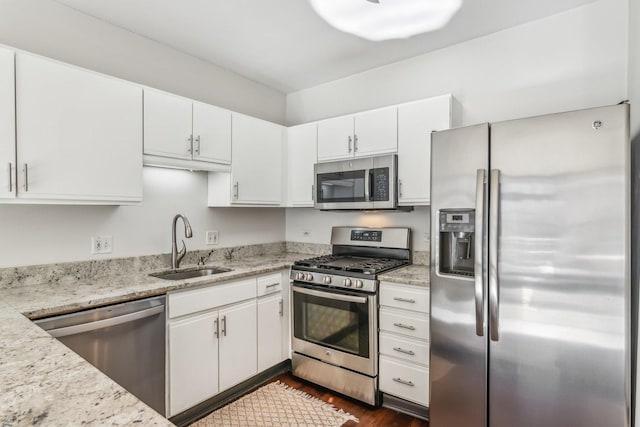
[54,0,597,93]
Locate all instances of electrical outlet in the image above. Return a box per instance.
[206,231,219,245]
[92,235,113,254]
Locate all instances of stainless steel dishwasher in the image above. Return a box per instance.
[35,295,166,415]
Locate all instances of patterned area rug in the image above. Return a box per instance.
[190,381,359,427]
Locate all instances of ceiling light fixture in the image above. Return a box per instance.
[309,0,463,41]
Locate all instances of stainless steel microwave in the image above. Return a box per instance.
[314,154,397,210]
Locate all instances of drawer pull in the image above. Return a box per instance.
[393,377,415,387]
[266,283,280,288]
[393,297,416,303]
[393,322,416,331]
[393,347,415,356]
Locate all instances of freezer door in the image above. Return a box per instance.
[488,104,630,427]
[430,123,489,427]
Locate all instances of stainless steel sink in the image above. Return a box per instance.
[150,267,232,281]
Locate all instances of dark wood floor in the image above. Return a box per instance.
[270,373,429,427]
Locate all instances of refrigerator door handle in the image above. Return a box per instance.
[489,169,500,341]
[474,169,486,337]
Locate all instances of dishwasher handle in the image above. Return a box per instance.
[47,305,165,338]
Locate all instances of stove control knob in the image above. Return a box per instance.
[354,280,364,288]
[305,273,314,281]
[344,278,352,287]
[323,276,332,284]
[296,272,305,281]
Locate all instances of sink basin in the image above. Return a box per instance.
[150,267,232,281]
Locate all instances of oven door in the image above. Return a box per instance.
[291,282,378,376]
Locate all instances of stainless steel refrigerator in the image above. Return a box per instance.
[429,104,630,427]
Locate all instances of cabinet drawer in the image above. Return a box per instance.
[257,273,282,296]
[380,282,429,313]
[380,356,429,406]
[379,331,429,366]
[168,278,257,318]
[379,307,429,340]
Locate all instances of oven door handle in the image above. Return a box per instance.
[292,285,368,304]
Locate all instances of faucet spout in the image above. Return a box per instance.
[171,214,192,269]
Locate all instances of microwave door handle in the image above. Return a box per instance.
[365,170,372,201]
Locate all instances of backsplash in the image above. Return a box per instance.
[0,241,428,290]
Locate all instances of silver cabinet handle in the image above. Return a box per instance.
[8,162,12,192]
[398,179,403,197]
[311,184,314,201]
[233,182,239,200]
[187,134,193,154]
[221,315,227,337]
[23,163,28,192]
[194,135,201,155]
[392,377,415,387]
[393,322,416,331]
[279,299,283,317]
[475,169,487,337]
[266,283,279,289]
[354,134,358,152]
[214,318,219,338]
[48,305,164,338]
[489,169,501,341]
[393,297,415,304]
[348,136,352,153]
[393,347,415,356]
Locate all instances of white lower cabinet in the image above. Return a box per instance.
[167,271,286,417]
[169,311,220,416]
[257,294,284,371]
[379,281,430,407]
[219,300,258,391]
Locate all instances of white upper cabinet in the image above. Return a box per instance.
[0,47,15,201]
[209,113,284,206]
[397,94,460,206]
[143,89,231,171]
[192,101,232,164]
[15,53,142,204]
[143,89,193,160]
[353,106,398,157]
[317,106,397,162]
[317,115,354,161]
[286,123,317,206]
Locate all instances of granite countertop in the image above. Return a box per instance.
[0,251,426,426]
[379,264,430,286]
[0,252,308,426]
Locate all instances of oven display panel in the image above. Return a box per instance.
[351,230,382,242]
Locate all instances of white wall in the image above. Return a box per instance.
[286,0,627,126]
[286,207,430,251]
[0,168,286,268]
[0,0,286,124]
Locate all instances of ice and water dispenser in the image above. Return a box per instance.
[439,209,475,277]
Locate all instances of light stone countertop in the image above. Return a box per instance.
[0,251,425,426]
[379,264,430,287]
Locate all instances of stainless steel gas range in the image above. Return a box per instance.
[290,226,411,406]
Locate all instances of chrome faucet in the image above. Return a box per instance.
[171,214,193,269]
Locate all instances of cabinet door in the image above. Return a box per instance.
[0,47,15,200]
[144,89,193,160]
[231,114,283,205]
[317,116,354,161]
[193,101,231,164]
[354,107,398,157]
[219,300,257,391]
[15,54,142,203]
[398,96,452,206]
[257,294,284,371]
[168,311,219,417]
[287,123,317,206]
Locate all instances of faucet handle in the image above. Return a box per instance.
[197,256,206,266]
